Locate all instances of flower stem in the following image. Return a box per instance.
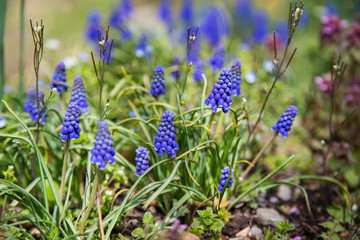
[241,132,277,180]
[192,113,215,164]
[80,168,102,234]
[59,138,70,200]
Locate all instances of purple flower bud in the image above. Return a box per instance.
[70,75,89,115]
[150,65,166,97]
[218,166,233,192]
[135,147,150,175]
[49,61,68,94]
[231,60,242,97]
[60,103,81,142]
[154,111,178,157]
[205,69,232,113]
[272,105,298,138]
[23,89,48,124]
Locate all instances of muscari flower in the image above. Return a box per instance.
[49,61,68,94]
[69,75,89,115]
[218,166,233,192]
[90,121,115,170]
[180,0,193,25]
[24,89,48,124]
[158,0,173,31]
[121,0,134,18]
[251,10,269,44]
[108,2,132,40]
[205,68,232,113]
[85,9,102,44]
[154,111,179,158]
[209,44,225,72]
[135,147,150,175]
[231,60,242,97]
[59,103,81,142]
[135,33,152,58]
[272,105,298,138]
[149,65,166,97]
[201,7,229,46]
[193,60,204,82]
[234,0,254,37]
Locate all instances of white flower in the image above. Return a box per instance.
[245,71,257,84]
[105,190,113,196]
[99,40,105,46]
[294,8,303,22]
[242,97,247,105]
[263,59,273,73]
[62,57,78,68]
[8,165,14,170]
[33,26,42,33]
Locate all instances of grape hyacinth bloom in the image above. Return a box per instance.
[209,44,225,72]
[218,166,233,192]
[231,60,242,97]
[251,10,269,44]
[70,75,89,114]
[233,0,254,37]
[23,89,48,124]
[149,65,166,97]
[59,103,81,142]
[108,2,132,40]
[85,9,102,44]
[157,0,173,31]
[272,105,298,138]
[90,121,115,170]
[180,0,193,25]
[193,60,204,82]
[320,15,347,45]
[202,7,229,46]
[135,33,152,59]
[154,111,179,157]
[135,147,150,175]
[205,68,232,113]
[49,61,68,94]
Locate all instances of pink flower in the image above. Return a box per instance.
[320,15,347,45]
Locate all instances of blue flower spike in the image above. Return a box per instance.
[209,44,225,72]
[23,89,48,124]
[50,61,68,94]
[272,105,298,138]
[231,60,242,97]
[149,65,166,97]
[193,60,204,82]
[154,111,179,158]
[135,147,150,175]
[70,75,89,115]
[218,166,234,192]
[90,121,116,170]
[205,68,233,113]
[60,103,81,142]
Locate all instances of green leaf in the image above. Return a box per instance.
[191,219,203,229]
[203,218,213,226]
[132,227,144,238]
[143,212,153,225]
[210,219,224,232]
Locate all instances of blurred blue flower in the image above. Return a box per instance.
[218,166,233,192]
[90,121,115,170]
[325,2,338,15]
[154,111,179,157]
[23,89,48,124]
[135,147,150,175]
[158,0,173,31]
[201,7,229,46]
[275,19,288,46]
[70,75,89,115]
[180,0,193,25]
[263,59,273,72]
[108,2,132,40]
[49,61,68,94]
[209,44,225,72]
[3,85,13,94]
[60,103,81,142]
[251,10,269,44]
[135,33,152,59]
[193,60,204,82]
[272,105,298,138]
[121,0,134,18]
[85,9,102,44]
[205,68,233,113]
[150,65,166,97]
[233,0,254,38]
